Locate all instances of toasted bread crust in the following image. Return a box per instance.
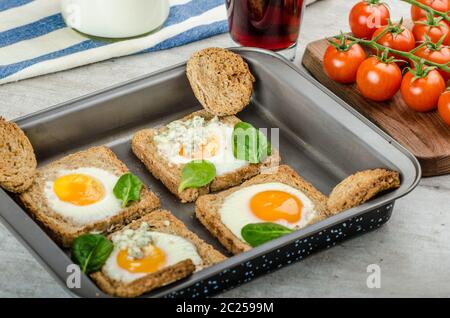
[126,210,227,265]
[19,146,160,247]
[0,117,37,193]
[91,259,195,298]
[327,169,401,215]
[91,210,226,297]
[131,110,280,203]
[195,165,329,255]
[186,48,255,116]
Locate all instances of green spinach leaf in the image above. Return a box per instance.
[71,234,113,274]
[241,222,293,247]
[113,173,144,207]
[178,160,216,192]
[232,122,272,164]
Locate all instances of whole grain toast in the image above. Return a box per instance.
[0,117,37,193]
[186,48,255,116]
[195,165,329,255]
[91,209,226,297]
[327,169,401,215]
[19,146,160,248]
[132,110,280,203]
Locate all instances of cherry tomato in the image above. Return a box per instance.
[411,0,450,22]
[349,0,390,39]
[356,56,402,101]
[438,90,450,125]
[372,23,416,62]
[414,45,450,81]
[401,69,446,112]
[323,41,367,84]
[412,17,450,45]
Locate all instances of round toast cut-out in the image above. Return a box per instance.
[0,117,37,193]
[186,48,255,116]
[327,169,401,215]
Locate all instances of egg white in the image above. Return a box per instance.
[103,231,202,284]
[156,119,248,176]
[44,167,122,226]
[219,182,319,241]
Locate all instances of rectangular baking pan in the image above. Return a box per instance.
[0,48,420,298]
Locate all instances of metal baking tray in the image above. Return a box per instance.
[0,48,420,298]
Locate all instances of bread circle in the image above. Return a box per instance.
[0,117,37,193]
[186,48,255,116]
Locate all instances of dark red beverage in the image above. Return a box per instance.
[226,0,305,51]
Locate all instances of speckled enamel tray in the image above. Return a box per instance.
[0,48,420,298]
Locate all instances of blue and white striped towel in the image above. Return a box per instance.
[0,0,228,84]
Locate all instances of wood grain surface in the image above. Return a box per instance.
[302,38,450,177]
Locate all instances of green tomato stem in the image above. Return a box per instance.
[409,41,427,54]
[365,0,382,5]
[347,35,450,73]
[371,25,389,42]
[400,0,450,22]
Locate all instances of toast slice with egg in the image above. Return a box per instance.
[131,110,280,203]
[91,209,227,297]
[0,117,37,193]
[195,165,329,255]
[19,146,160,248]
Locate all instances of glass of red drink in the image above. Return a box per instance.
[225,0,305,60]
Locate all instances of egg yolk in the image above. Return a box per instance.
[249,190,303,223]
[53,174,105,206]
[179,135,220,159]
[117,245,166,274]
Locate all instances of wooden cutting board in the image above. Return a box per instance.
[302,38,450,177]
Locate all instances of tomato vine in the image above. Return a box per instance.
[400,0,450,23]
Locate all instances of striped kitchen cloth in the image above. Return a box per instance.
[0,0,319,85]
[0,0,228,84]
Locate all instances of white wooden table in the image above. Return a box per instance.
[1,0,449,297]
